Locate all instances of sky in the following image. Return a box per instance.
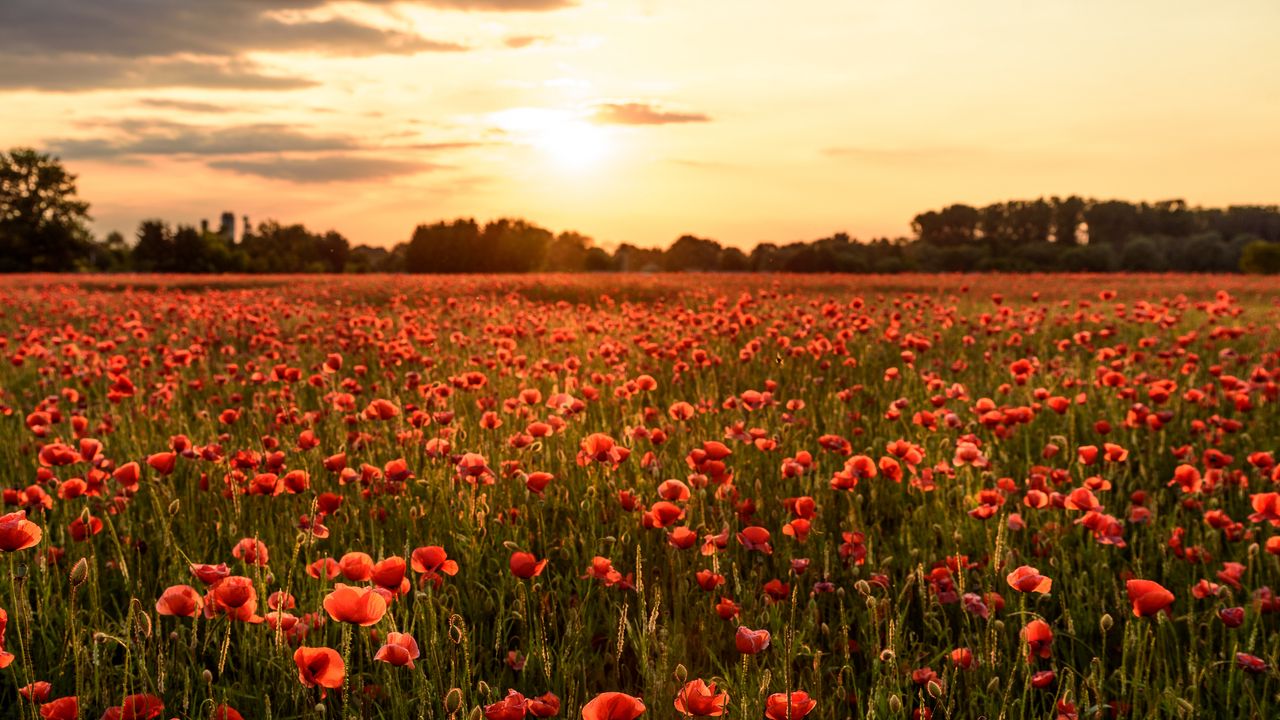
[2,0,1278,250]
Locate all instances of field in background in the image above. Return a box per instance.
[0,273,1277,719]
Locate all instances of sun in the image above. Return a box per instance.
[491,108,613,172]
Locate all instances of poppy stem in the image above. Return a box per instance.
[342,621,354,720]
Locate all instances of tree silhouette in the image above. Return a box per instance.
[0,148,92,271]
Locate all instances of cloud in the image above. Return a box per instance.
[0,1,477,92]
[0,55,314,91]
[136,98,236,113]
[415,0,575,10]
[0,1,464,58]
[504,35,550,48]
[48,121,359,159]
[208,155,441,182]
[592,102,711,125]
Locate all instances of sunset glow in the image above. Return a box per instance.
[1,0,1277,247]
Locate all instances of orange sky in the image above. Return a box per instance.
[3,0,1278,249]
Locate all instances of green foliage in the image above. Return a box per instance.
[1239,239,1280,274]
[0,147,93,271]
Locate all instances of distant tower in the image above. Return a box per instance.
[242,215,251,240]
[219,211,235,243]
[200,219,209,234]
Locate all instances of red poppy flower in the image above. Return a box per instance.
[1126,579,1174,617]
[19,680,51,702]
[510,551,549,579]
[1022,619,1053,661]
[339,552,374,581]
[528,692,561,718]
[190,562,231,585]
[213,704,245,720]
[294,646,344,690]
[736,526,772,554]
[1006,565,1052,594]
[0,511,42,552]
[155,585,203,617]
[674,679,728,717]
[764,691,816,720]
[581,692,646,720]
[323,583,387,625]
[374,631,420,668]
[39,697,79,720]
[411,546,459,578]
[485,690,527,720]
[1236,652,1268,674]
[734,626,770,654]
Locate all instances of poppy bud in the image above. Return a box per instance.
[70,557,89,587]
[445,688,464,713]
[477,681,490,696]
[315,703,326,714]
[1100,613,1114,632]
[169,631,178,642]
[468,706,483,720]
[169,500,181,515]
[888,695,902,713]
[203,669,213,684]
[854,580,871,596]
[927,680,943,699]
[879,649,895,663]
[674,663,687,682]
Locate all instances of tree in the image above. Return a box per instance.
[1050,196,1086,245]
[133,219,177,272]
[663,234,723,271]
[544,231,593,272]
[0,148,93,271]
[1239,240,1280,274]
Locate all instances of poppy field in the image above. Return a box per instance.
[0,272,1278,720]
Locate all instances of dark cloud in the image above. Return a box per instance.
[48,121,358,159]
[208,155,441,182]
[0,55,314,91]
[0,1,481,92]
[592,102,711,125]
[0,1,464,58]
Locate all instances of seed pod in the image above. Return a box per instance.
[314,703,326,715]
[888,694,902,713]
[203,669,213,684]
[168,499,180,515]
[673,663,688,683]
[70,557,89,587]
[444,688,464,713]
[1100,613,1114,632]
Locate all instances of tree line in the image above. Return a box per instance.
[4,147,1280,274]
